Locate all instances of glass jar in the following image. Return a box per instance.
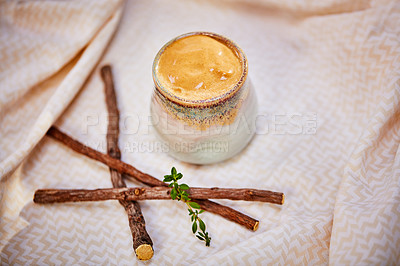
[150,32,257,164]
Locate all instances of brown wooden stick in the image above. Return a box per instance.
[34,187,285,204]
[46,127,260,231]
[101,65,153,260]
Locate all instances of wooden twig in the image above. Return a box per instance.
[101,65,153,260]
[46,127,260,231]
[34,187,285,204]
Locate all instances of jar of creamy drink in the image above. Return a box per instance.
[151,32,257,164]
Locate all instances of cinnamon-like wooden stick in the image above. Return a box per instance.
[101,65,153,260]
[34,187,285,204]
[46,127,260,231]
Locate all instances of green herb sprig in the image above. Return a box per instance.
[163,167,211,246]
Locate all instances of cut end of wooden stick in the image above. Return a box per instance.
[100,65,112,78]
[33,193,40,203]
[135,244,154,260]
[281,194,285,205]
[253,221,259,231]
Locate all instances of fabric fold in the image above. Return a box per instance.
[330,76,400,264]
[0,0,123,178]
[0,0,123,252]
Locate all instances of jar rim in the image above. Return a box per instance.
[152,32,248,107]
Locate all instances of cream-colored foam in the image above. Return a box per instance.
[156,35,242,101]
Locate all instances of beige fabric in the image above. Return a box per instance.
[1,0,399,264]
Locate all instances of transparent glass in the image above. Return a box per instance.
[150,32,258,164]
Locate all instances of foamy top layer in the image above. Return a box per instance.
[155,35,242,101]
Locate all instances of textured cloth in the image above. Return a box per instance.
[1,0,399,264]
